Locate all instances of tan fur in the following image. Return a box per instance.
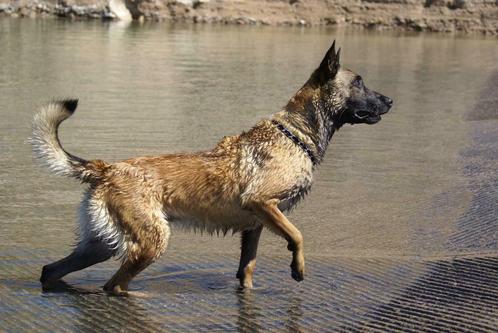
[33,42,391,294]
[36,115,315,294]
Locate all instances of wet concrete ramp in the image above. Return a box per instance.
[2,255,498,332]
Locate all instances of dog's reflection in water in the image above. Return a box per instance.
[41,280,100,295]
[42,279,305,331]
[236,289,304,333]
[42,280,159,332]
[236,289,262,332]
[285,295,304,333]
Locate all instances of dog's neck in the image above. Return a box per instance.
[273,85,341,165]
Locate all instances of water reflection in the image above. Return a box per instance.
[284,295,304,333]
[40,281,161,332]
[236,289,263,332]
[41,280,101,295]
[236,288,304,332]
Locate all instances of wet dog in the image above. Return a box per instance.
[31,41,392,295]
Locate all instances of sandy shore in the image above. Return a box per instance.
[1,0,497,35]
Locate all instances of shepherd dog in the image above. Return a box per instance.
[31,41,393,295]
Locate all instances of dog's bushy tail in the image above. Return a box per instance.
[30,99,108,183]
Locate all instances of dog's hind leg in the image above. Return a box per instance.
[236,225,263,289]
[40,190,117,288]
[40,240,113,288]
[103,216,170,296]
[103,255,153,296]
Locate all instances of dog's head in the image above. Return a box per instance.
[310,41,393,126]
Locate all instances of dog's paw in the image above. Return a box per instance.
[290,252,305,282]
[291,269,304,282]
[239,279,254,289]
[41,279,64,291]
[40,267,50,285]
[103,284,128,296]
[126,291,151,298]
[237,270,254,289]
[290,267,304,282]
[40,265,58,288]
[290,262,304,282]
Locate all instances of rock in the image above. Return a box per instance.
[109,0,132,20]
[71,5,87,16]
[449,0,468,9]
[103,7,116,19]
[36,3,50,12]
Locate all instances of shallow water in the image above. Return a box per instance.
[0,18,497,331]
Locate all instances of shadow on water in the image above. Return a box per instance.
[465,70,498,122]
[353,257,498,332]
[41,280,102,295]
[346,69,498,332]
[450,69,498,252]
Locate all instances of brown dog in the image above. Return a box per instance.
[31,41,392,295]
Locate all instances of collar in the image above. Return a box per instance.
[271,119,318,166]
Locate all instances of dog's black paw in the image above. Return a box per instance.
[290,262,304,282]
[41,279,74,292]
[291,269,304,282]
[40,265,52,284]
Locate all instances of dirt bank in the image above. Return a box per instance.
[1,0,497,35]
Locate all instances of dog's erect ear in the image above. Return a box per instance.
[316,40,341,82]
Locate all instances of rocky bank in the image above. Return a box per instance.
[0,0,497,35]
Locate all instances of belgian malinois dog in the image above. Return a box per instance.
[31,41,392,295]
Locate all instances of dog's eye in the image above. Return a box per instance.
[352,77,363,88]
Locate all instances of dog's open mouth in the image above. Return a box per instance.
[354,110,370,119]
[354,110,381,124]
[379,107,390,115]
[365,115,381,124]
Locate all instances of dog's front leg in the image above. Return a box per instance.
[236,225,263,289]
[249,199,304,282]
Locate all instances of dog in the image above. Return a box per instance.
[31,41,392,295]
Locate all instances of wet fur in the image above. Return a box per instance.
[31,41,392,294]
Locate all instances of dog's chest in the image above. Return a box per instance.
[240,136,315,205]
[277,171,313,212]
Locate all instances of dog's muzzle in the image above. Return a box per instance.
[354,94,393,124]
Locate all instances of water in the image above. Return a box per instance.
[1,18,497,331]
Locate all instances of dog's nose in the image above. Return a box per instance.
[382,96,393,107]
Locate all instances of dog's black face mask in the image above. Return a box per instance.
[341,76,393,125]
[311,41,393,127]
